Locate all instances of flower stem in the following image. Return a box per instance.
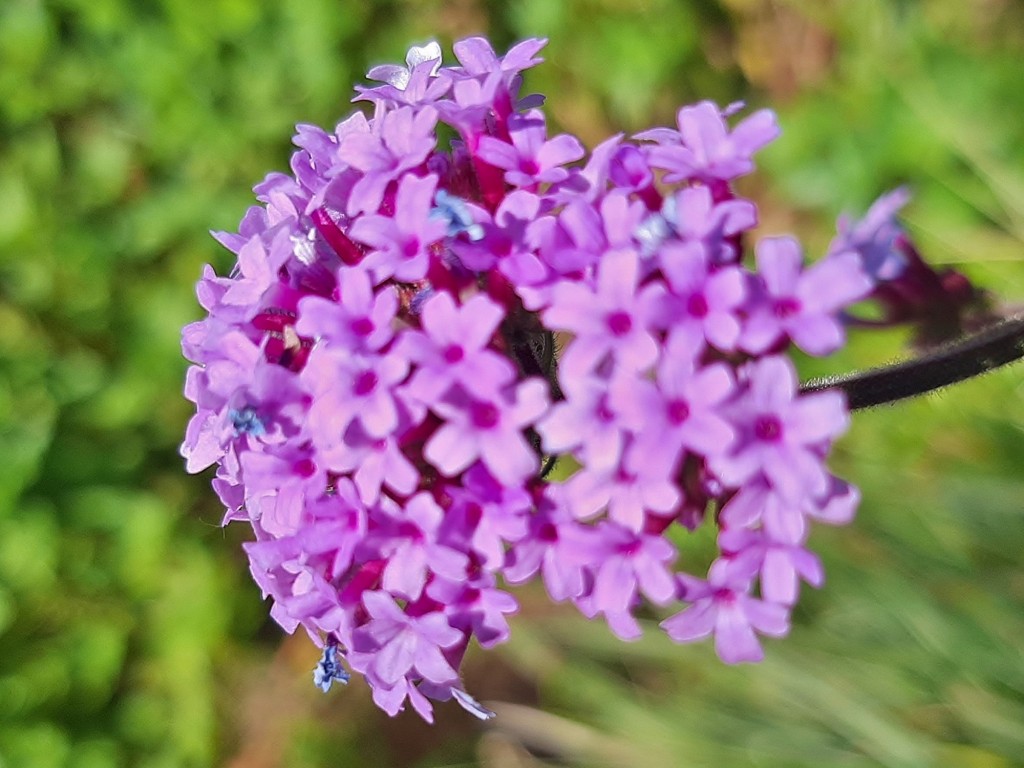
[800,314,1024,410]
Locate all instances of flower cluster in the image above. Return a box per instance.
[182,37,902,721]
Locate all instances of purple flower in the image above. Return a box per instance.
[830,187,911,281]
[661,562,790,663]
[667,185,758,265]
[564,455,681,532]
[349,173,449,283]
[477,109,585,187]
[182,332,305,473]
[538,193,644,279]
[740,236,873,356]
[301,347,409,441]
[425,379,549,486]
[537,373,627,473]
[396,291,515,404]
[366,41,443,89]
[349,591,464,687]
[454,189,544,278]
[441,464,532,569]
[718,527,824,605]
[608,143,654,192]
[503,487,591,602]
[452,36,546,79]
[720,478,847,543]
[369,677,437,721]
[428,574,519,648]
[544,249,665,378]
[586,522,678,614]
[296,267,398,352]
[612,331,735,477]
[339,106,439,215]
[639,101,780,183]
[711,357,849,502]
[357,42,451,109]
[243,504,364,635]
[375,493,469,600]
[807,476,860,526]
[343,424,420,506]
[239,446,328,537]
[217,231,292,318]
[659,241,746,351]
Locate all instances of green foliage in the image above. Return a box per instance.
[1,1,1023,766]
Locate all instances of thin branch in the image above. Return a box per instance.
[800,315,1024,409]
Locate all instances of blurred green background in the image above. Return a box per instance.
[3,0,1024,766]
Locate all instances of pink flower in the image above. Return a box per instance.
[477,109,585,187]
[544,249,665,378]
[349,173,449,282]
[740,236,872,356]
[639,100,780,183]
[661,562,790,664]
[425,379,549,486]
[349,591,464,687]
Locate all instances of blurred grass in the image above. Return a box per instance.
[2,0,1024,766]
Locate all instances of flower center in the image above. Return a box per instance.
[606,311,633,337]
[470,401,500,429]
[350,317,374,337]
[667,399,690,425]
[402,238,421,259]
[686,293,709,318]
[712,587,736,604]
[293,458,316,478]
[354,370,378,396]
[773,297,800,318]
[444,344,465,364]
[754,414,783,442]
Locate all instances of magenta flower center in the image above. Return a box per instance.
[520,158,540,175]
[606,310,633,336]
[615,466,636,484]
[712,588,737,604]
[773,297,801,318]
[293,458,316,478]
[470,401,500,429]
[754,414,783,442]
[667,399,691,425]
[618,539,642,556]
[687,293,709,318]
[354,370,379,396]
[538,522,558,542]
[402,238,421,259]
[443,344,465,363]
[350,317,374,337]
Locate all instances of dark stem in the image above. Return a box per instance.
[800,314,1024,410]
